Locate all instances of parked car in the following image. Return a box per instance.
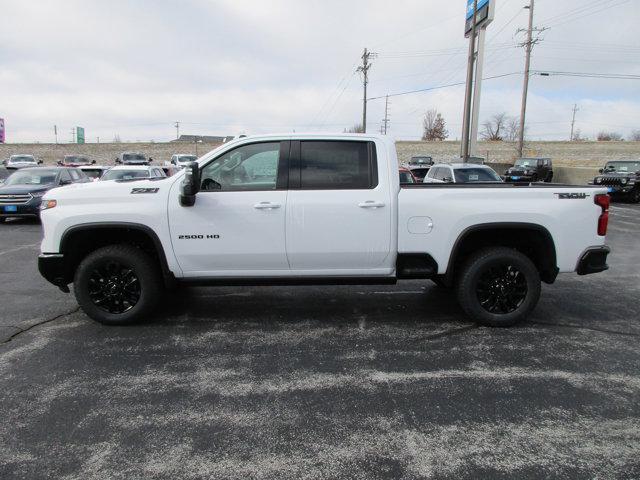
[169,154,197,167]
[161,166,181,177]
[115,152,152,165]
[100,165,166,181]
[79,165,110,182]
[423,163,502,184]
[591,159,640,203]
[504,157,553,183]
[57,155,95,167]
[2,155,42,169]
[399,167,417,184]
[407,156,434,182]
[38,134,609,328]
[0,167,89,222]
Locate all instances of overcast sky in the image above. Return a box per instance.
[1,0,639,143]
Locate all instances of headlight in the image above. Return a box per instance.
[40,199,57,211]
[595,178,601,184]
[622,178,628,185]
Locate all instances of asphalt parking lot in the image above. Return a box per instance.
[1,205,639,479]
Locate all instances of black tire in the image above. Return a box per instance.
[456,247,541,327]
[630,188,640,204]
[73,244,163,325]
[0,217,6,224]
[430,277,450,289]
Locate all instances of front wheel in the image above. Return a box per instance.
[74,245,163,325]
[456,247,541,327]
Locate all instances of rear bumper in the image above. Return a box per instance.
[38,253,70,292]
[576,246,610,275]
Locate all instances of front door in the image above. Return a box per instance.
[168,141,290,277]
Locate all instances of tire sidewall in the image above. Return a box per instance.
[74,246,160,325]
[458,249,541,327]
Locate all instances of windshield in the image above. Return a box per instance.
[9,156,36,163]
[177,155,197,163]
[399,171,415,184]
[122,154,146,161]
[410,157,432,165]
[64,156,91,165]
[101,169,149,181]
[5,169,58,186]
[454,168,502,183]
[603,161,640,173]
[514,159,538,168]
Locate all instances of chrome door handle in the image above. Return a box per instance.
[254,202,281,210]
[358,201,385,209]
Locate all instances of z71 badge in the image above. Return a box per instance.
[556,192,589,199]
[131,188,159,194]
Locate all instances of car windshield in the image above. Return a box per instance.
[399,171,415,184]
[514,159,538,167]
[101,169,149,181]
[603,161,640,173]
[5,169,58,186]
[410,167,430,177]
[177,155,197,163]
[123,154,146,161]
[411,157,432,165]
[64,156,91,165]
[454,168,501,183]
[10,156,36,163]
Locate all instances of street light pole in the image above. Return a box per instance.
[517,0,535,158]
[461,0,479,162]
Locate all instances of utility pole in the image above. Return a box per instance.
[461,0,479,161]
[97,136,100,144]
[70,128,76,144]
[174,121,180,140]
[382,95,390,135]
[53,125,58,144]
[517,0,546,158]
[570,103,579,141]
[357,48,375,133]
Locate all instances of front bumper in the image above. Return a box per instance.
[0,198,42,218]
[576,246,610,275]
[38,253,70,292]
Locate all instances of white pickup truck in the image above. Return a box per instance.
[38,134,611,327]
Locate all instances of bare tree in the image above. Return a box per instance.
[629,130,640,141]
[481,113,508,141]
[597,131,624,141]
[344,124,364,134]
[505,116,520,142]
[422,109,449,141]
[572,128,585,142]
[112,134,122,143]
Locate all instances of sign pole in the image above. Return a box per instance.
[461,0,479,162]
[469,28,486,156]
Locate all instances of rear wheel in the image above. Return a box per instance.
[630,188,640,204]
[74,245,163,325]
[456,247,541,327]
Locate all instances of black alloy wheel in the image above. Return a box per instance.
[87,261,141,314]
[476,264,527,314]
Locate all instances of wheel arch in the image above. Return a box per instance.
[59,222,175,287]
[444,222,558,286]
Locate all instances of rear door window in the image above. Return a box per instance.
[298,141,377,190]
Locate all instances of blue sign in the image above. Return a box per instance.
[467,0,490,19]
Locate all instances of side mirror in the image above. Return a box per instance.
[180,162,200,207]
[148,157,153,163]
[91,159,96,165]
[38,160,43,165]
[443,176,453,183]
[598,168,603,174]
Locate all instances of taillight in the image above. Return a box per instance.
[594,194,609,236]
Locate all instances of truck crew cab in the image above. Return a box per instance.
[38,134,610,327]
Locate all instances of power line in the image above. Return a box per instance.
[534,70,640,80]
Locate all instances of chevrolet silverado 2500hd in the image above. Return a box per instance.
[38,134,611,327]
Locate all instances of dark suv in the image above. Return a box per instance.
[504,157,553,183]
[0,167,89,223]
[591,160,640,203]
[407,155,434,182]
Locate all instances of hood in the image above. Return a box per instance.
[0,183,54,195]
[42,175,174,200]
[508,165,539,173]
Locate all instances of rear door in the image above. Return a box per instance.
[285,140,392,274]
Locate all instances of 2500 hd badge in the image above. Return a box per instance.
[178,234,220,239]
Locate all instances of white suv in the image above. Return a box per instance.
[423,163,502,184]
